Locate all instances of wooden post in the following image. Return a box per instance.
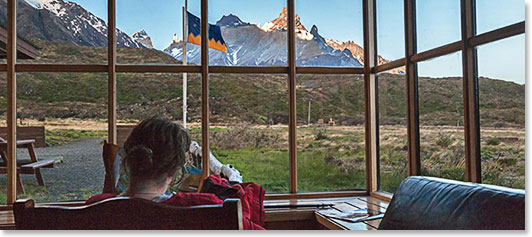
[198,0,210,191]
[307,101,311,125]
[287,0,297,194]
[182,0,188,129]
[107,0,117,145]
[461,0,481,182]
[363,0,378,193]
[6,0,17,204]
[404,0,420,176]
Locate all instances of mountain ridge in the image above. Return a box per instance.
[0,0,144,48]
[165,8,403,73]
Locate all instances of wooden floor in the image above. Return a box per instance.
[0,196,388,230]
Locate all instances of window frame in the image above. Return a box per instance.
[1,0,525,205]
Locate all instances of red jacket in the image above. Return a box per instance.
[86,175,265,230]
[201,175,266,230]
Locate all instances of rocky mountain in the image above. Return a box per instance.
[0,0,144,48]
[164,8,404,73]
[216,14,251,28]
[165,8,363,67]
[131,29,153,48]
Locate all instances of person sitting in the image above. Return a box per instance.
[86,117,265,229]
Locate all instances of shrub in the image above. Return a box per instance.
[210,123,280,150]
[436,132,453,148]
[486,137,501,146]
[314,129,329,141]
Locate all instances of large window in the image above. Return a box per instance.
[0,0,525,204]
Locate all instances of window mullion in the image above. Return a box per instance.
[461,0,481,182]
[287,0,297,194]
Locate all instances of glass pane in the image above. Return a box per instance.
[12,72,107,202]
[209,74,289,193]
[377,73,407,194]
[295,0,364,67]
[416,0,461,52]
[208,0,286,66]
[418,52,465,181]
[477,35,525,188]
[13,0,108,64]
[117,72,198,131]
[117,0,199,64]
[476,0,524,35]
[376,0,405,70]
[297,74,365,192]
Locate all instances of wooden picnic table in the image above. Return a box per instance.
[0,139,55,194]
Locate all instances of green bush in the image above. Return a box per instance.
[314,129,329,141]
[486,137,501,146]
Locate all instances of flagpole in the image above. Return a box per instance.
[182,0,188,129]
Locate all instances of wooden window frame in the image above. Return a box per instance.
[0,0,525,206]
[372,0,524,197]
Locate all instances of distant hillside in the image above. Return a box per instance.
[0,43,524,128]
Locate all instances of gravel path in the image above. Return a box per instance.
[0,138,105,202]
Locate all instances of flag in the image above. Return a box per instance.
[187,11,227,53]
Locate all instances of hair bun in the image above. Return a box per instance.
[125,145,154,177]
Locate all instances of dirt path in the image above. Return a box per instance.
[0,138,105,202]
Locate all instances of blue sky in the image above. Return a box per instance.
[68,0,524,84]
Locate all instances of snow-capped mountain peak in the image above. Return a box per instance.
[131,29,154,48]
[25,0,66,17]
[16,0,145,48]
[260,7,307,33]
[216,14,250,28]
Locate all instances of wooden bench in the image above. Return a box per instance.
[0,139,54,194]
[117,125,135,146]
[0,127,46,148]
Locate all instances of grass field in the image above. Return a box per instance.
[0,122,524,203]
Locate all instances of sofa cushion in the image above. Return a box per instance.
[378,176,525,230]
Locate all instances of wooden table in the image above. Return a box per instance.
[314,197,389,230]
[0,140,55,193]
[264,196,389,230]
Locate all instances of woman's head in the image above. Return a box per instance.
[123,116,191,187]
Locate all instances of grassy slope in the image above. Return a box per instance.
[0,42,523,128]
